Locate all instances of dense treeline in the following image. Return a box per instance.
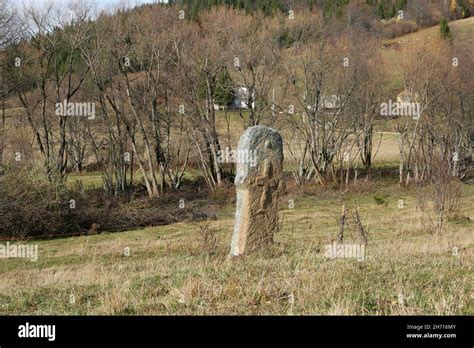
[171,0,472,22]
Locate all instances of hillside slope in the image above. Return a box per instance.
[386,17,474,45]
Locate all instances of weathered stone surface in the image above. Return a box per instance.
[230,125,284,256]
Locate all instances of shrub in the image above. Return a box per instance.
[0,166,219,239]
[439,18,452,39]
[373,193,388,206]
[381,18,418,39]
[0,166,76,239]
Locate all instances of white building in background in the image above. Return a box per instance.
[395,89,421,120]
[320,94,340,109]
[213,86,255,111]
[234,86,255,109]
[306,94,341,112]
[396,89,419,104]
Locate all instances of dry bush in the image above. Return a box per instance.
[416,157,462,234]
[0,166,75,239]
[198,224,219,257]
[381,19,419,39]
[0,166,218,239]
[337,204,370,245]
[351,207,369,245]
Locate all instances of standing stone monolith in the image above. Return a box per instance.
[230,125,284,256]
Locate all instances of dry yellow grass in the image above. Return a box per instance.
[0,181,472,315]
[385,17,474,45]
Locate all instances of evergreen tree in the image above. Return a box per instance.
[395,0,407,10]
[439,18,452,39]
[215,68,236,107]
[376,1,386,19]
[389,5,397,18]
[459,0,471,18]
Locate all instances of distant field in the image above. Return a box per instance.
[386,17,474,45]
[3,104,403,190]
[382,17,474,84]
[64,128,402,189]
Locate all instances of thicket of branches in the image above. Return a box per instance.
[0,0,472,196]
[1,3,474,193]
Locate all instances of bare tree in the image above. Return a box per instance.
[177,9,233,189]
[5,1,93,181]
[350,32,386,179]
[284,24,362,184]
[0,0,19,168]
[82,5,190,196]
[229,12,282,127]
[396,40,473,186]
